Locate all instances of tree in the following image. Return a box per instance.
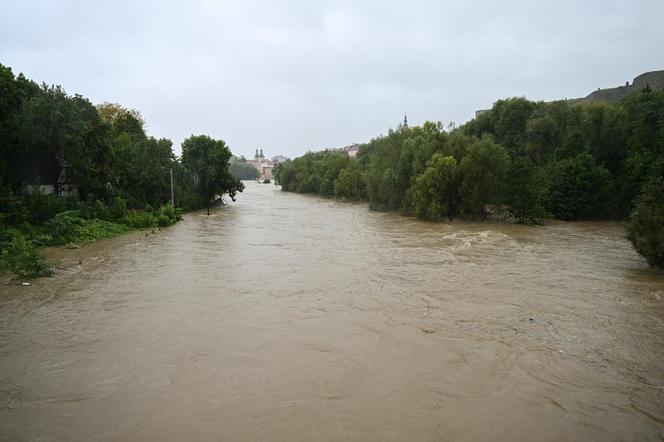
[181,135,244,215]
[405,153,459,220]
[494,97,538,154]
[525,114,558,165]
[334,162,366,201]
[581,102,628,176]
[546,152,613,220]
[626,165,664,268]
[229,157,260,180]
[505,157,548,223]
[97,102,145,140]
[460,135,510,220]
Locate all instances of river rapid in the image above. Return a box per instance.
[1,181,663,441]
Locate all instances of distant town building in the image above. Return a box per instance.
[341,144,360,157]
[248,149,275,180]
[326,144,361,157]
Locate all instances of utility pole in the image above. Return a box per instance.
[170,167,174,206]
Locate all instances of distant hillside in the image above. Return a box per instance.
[569,70,664,105]
[477,69,664,116]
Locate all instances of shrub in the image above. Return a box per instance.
[20,191,76,225]
[43,212,130,245]
[121,211,156,228]
[156,203,181,225]
[107,196,127,220]
[79,197,128,221]
[0,233,53,278]
[157,214,170,227]
[44,212,86,244]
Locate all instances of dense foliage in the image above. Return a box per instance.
[0,64,242,277]
[276,90,664,268]
[229,156,260,180]
[626,162,664,267]
[181,135,244,215]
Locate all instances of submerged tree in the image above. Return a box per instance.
[460,135,510,220]
[405,153,459,220]
[505,156,548,223]
[334,161,366,201]
[181,135,244,215]
[626,164,664,268]
[546,152,613,220]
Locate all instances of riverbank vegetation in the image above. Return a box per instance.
[229,156,261,180]
[0,64,241,278]
[275,89,664,268]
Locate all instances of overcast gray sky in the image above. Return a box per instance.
[1,0,662,158]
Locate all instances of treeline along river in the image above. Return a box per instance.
[1,182,663,441]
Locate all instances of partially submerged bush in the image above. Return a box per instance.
[156,203,181,225]
[1,194,181,278]
[43,212,129,245]
[121,203,181,228]
[0,233,53,278]
[157,214,170,227]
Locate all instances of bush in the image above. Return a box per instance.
[627,170,664,268]
[21,191,76,225]
[157,214,170,227]
[121,211,156,228]
[156,203,181,225]
[119,204,180,228]
[43,212,130,245]
[0,233,53,278]
[107,197,127,220]
[43,212,86,244]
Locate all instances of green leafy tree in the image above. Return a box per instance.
[546,152,613,220]
[525,114,558,165]
[334,162,366,200]
[181,135,244,215]
[460,135,510,220]
[229,157,260,180]
[626,165,664,268]
[505,157,548,223]
[581,102,628,175]
[405,154,459,220]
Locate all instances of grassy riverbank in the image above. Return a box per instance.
[0,199,181,279]
[1,64,245,279]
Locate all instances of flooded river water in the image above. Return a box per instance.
[1,181,663,441]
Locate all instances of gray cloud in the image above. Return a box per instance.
[2,0,662,158]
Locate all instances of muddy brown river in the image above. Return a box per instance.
[1,181,663,441]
